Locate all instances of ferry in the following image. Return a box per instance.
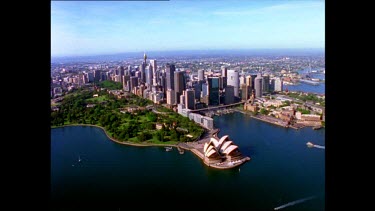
[165,147,173,152]
[306,142,314,148]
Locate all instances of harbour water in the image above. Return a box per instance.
[51,112,325,209]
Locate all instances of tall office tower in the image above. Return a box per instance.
[224,85,235,105]
[130,76,138,92]
[140,52,147,83]
[227,69,239,97]
[94,70,101,82]
[159,71,166,94]
[140,62,146,83]
[254,73,263,98]
[193,82,202,100]
[221,66,227,77]
[185,89,195,110]
[269,79,275,92]
[201,83,208,98]
[245,75,252,87]
[122,75,130,91]
[219,76,227,90]
[174,70,186,104]
[82,74,88,84]
[274,77,283,92]
[135,71,141,78]
[208,77,220,106]
[100,72,107,81]
[87,72,94,82]
[127,65,132,76]
[262,75,270,93]
[119,66,125,76]
[239,75,246,86]
[106,72,111,81]
[166,89,176,105]
[240,84,251,101]
[198,69,204,81]
[180,93,185,106]
[145,65,153,87]
[165,63,175,90]
[150,59,157,85]
[251,74,257,89]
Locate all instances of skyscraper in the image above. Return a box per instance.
[262,75,270,93]
[198,69,204,81]
[221,66,227,77]
[166,89,176,105]
[166,64,175,90]
[254,74,263,98]
[150,59,157,86]
[274,77,283,92]
[174,71,186,104]
[227,69,239,97]
[208,77,220,106]
[185,89,195,110]
[224,85,235,105]
[145,65,153,87]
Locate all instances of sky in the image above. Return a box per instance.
[51,0,325,57]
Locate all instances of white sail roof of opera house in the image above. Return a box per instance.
[219,141,233,153]
[218,135,229,146]
[223,145,238,155]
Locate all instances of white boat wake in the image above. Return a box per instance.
[313,145,325,149]
[274,196,316,210]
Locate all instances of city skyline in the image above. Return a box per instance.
[51,0,325,57]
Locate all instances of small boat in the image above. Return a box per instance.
[165,147,173,152]
[306,142,314,148]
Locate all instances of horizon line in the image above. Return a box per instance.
[52,47,325,58]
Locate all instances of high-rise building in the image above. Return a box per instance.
[130,76,138,92]
[140,62,146,83]
[262,75,270,93]
[94,70,101,82]
[240,84,251,101]
[185,89,195,110]
[150,59,157,86]
[180,93,185,106]
[254,73,263,98]
[122,75,130,91]
[224,85,235,105]
[166,89,176,105]
[270,79,275,92]
[198,69,204,81]
[219,76,227,90]
[145,65,153,87]
[165,64,175,90]
[174,71,186,104]
[251,74,257,88]
[201,83,208,98]
[221,66,227,77]
[208,77,220,106]
[193,82,202,100]
[227,70,239,97]
[274,77,283,92]
[239,75,246,86]
[245,75,252,87]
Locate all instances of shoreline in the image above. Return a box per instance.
[52,124,178,147]
[51,124,249,169]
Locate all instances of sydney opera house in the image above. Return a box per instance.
[202,135,249,168]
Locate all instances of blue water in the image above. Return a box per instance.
[51,113,325,209]
[284,82,325,94]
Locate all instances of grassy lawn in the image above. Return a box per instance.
[86,95,108,103]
